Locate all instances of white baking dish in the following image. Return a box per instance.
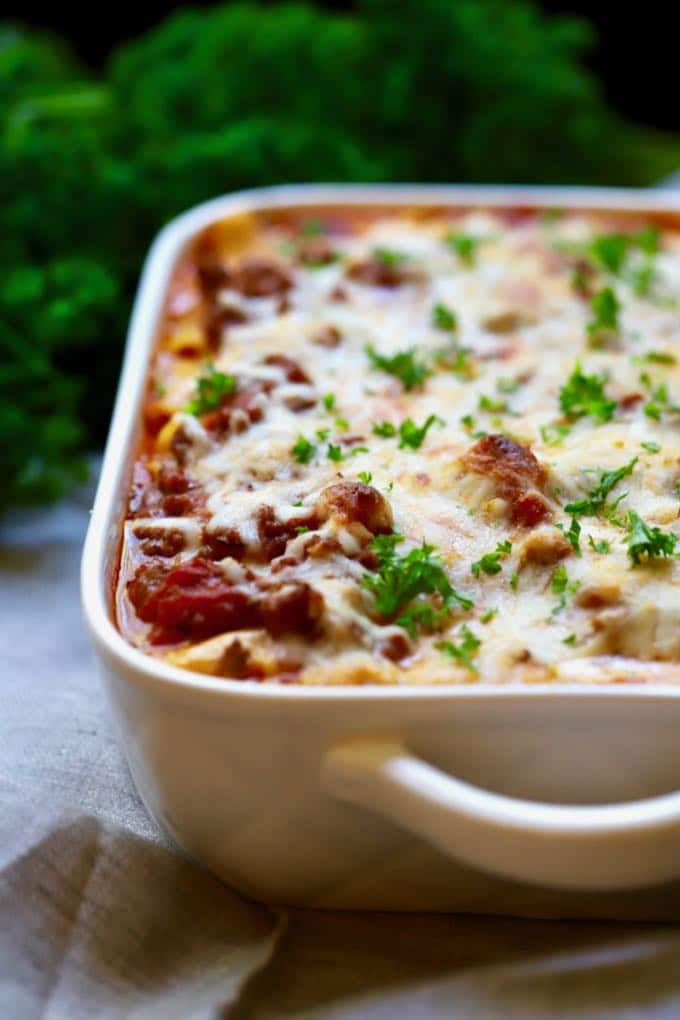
[82,185,680,918]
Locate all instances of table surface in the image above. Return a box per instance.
[3,472,680,1019]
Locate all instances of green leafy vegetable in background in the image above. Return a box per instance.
[3,2,680,512]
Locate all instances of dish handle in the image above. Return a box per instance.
[322,737,680,890]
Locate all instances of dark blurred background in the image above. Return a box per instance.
[3,0,680,515]
[6,2,678,131]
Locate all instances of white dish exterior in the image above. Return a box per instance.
[82,185,680,917]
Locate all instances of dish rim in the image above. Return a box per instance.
[81,182,680,703]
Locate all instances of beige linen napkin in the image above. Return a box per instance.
[0,788,283,1019]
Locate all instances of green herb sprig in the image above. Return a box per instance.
[185,364,236,415]
[364,344,432,391]
[436,625,481,672]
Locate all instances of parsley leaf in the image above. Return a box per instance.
[497,376,522,394]
[588,536,610,553]
[358,471,373,484]
[397,414,444,450]
[634,225,661,255]
[471,540,512,577]
[326,443,368,462]
[589,234,629,275]
[436,625,481,673]
[373,247,409,269]
[364,344,431,391]
[639,372,680,420]
[323,392,336,411]
[444,232,479,266]
[587,286,620,345]
[184,364,236,415]
[540,422,571,447]
[559,363,617,424]
[627,512,678,566]
[479,394,509,415]
[435,344,475,380]
[634,351,676,365]
[432,302,457,331]
[564,458,637,518]
[556,515,582,554]
[550,564,579,616]
[363,534,472,628]
[373,421,397,438]
[301,218,326,236]
[291,435,316,464]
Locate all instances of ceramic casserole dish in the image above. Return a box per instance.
[82,185,680,917]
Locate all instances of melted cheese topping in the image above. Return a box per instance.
[118,204,680,685]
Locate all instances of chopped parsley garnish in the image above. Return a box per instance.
[326,443,368,463]
[564,458,637,519]
[358,471,373,484]
[588,536,610,553]
[397,602,454,638]
[184,364,236,415]
[460,414,486,438]
[471,541,512,577]
[585,228,660,285]
[373,420,397,438]
[633,351,676,365]
[642,441,661,454]
[295,524,310,534]
[557,516,582,555]
[540,423,571,447]
[563,633,577,646]
[436,625,481,673]
[435,344,475,380]
[497,376,522,394]
[316,427,331,441]
[444,232,479,266]
[630,263,657,298]
[587,286,620,345]
[510,571,519,591]
[480,608,498,623]
[363,533,472,633]
[559,363,617,424]
[301,218,326,236]
[634,225,661,255]
[432,302,457,331]
[627,511,678,566]
[479,394,509,415]
[550,564,579,617]
[364,344,432,391]
[589,233,629,275]
[397,414,444,450]
[639,373,680,420]
[373,247,409,269]
[291,435,317,464]
[323,393,336,411]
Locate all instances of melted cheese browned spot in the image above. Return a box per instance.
[116,204,680,684]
